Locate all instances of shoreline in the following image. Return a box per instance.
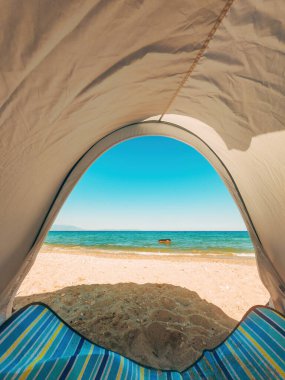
[41,244,256,264]
[17,247,266,316]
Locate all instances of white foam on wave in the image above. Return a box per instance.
[102,250,256,258]
[45,244,255,258]
[234,252,255,258]
[85,248,200,256]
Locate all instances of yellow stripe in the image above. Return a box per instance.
[19,322,64,380]
[203,356,214,373]
[139,365,144,379]
[0,309,48,363]
[116,356,124,379]
[239,326,285,376]
[224,341,254,379]
[201,355,227,380]
[78,345,94,380]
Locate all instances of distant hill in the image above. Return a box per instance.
[50,224,83,231]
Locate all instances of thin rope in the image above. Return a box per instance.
[159,0,235,120]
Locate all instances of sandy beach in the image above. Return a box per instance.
[14,246,269,370]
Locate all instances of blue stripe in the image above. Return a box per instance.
[202,352,227,380]
[242,319,285,371]
[32,327,73,379]
[49,329,82,378]
[94,350,109,380]
[1,312,56,374]
[260,308,285,330]
[194,361,207,379]
[0,306,36,344]
[150,369,159,380]
[236,328,281,379]
[0,306,42,352]
[102,352,121,380]
[81,348,102,379]
[213,351,234,380]
[218,340,251,380]
[254,309,285,337]
[249,313,285,351]
[229,333,268,379]
[0,304,284,379]
[167,371,172,380]
[186,366,200,379]
[247,315,285,359]
[59,337,85,379]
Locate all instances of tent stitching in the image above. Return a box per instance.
[159,0,235,121]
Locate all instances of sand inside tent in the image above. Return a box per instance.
[14,248,269,371]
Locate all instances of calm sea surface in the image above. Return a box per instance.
[44,231,254,257]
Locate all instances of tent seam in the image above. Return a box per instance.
[159,0,235,121]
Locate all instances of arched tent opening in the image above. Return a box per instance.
[12,131,270,371]
[1,1,285,326]
[1,119,281,322]
[1,1,285,377]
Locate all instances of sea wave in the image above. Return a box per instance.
[235,252,255,258]
[45,231,255,255]
[42,244,255,258]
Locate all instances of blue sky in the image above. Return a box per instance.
[54,136,246,231]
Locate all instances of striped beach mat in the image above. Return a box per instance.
[0,303,284,379]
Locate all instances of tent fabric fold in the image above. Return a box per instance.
[0,0,285,318]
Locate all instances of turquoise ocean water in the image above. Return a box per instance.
[44,231,254,257]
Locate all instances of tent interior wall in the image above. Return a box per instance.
[0,0,285,322]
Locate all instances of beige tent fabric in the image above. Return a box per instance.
[0,0,285,319]
[163,0,285,309]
